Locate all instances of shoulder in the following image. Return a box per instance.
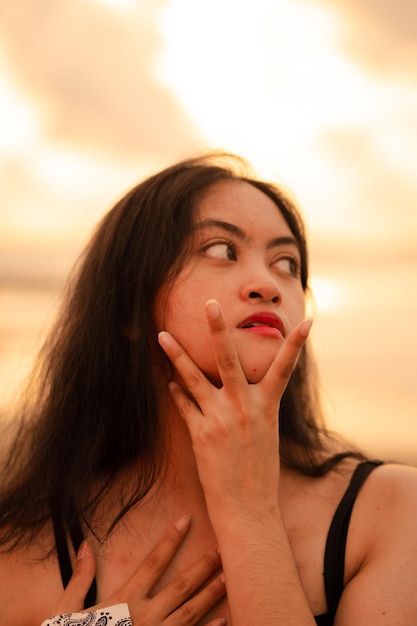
[337,463,417,624]
[348,462,417,555]
[352,462,417,524]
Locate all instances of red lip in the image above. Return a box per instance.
[237,312,285,337]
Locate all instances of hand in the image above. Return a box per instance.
[51,515,226,626]
[158,299,312,516]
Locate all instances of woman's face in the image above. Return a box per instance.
[156,179,306,384]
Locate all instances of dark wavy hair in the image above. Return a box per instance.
[0,153,363,549]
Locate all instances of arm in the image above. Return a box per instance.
[160,303,417,625]
[334,463,417,625]
[42,515,226,626]
[159,300,316,625]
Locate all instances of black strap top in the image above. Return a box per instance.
[53,460,382,621]
[51,509,97,608]
[314,460,382,624]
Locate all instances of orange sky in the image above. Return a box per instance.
[0,0,416,463]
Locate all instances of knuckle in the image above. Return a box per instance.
[211,318,226,333]
[174,575,192,596]
[179,603,197,624]
[280,362,295,379]
[186,372,204,390]
[197,421,226,445]
[143,553,163,573]
[169,349,183,364]
[219,351,237,370]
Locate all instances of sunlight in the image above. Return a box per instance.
[0,71,39,154]
[158,0,346,174]
[157,0,417,242]
[309,276,346,315]
[88,0,138,11]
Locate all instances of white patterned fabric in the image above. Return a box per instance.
[40,603,131,626]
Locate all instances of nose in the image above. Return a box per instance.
[248,290,279,303]
[241,270,280,304]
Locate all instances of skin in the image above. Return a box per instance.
[156,179,306,385]
[1,180,417,625]
[52,516,227,626]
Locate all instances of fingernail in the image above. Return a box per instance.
[158,331,174,348]
[212,617,226,625]
[77,541,92,560]
[175,514,191,532]
[300,318,313,337]
[206,299,220,318]
[168,381,177,394]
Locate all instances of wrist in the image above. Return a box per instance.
[207,499,283,543]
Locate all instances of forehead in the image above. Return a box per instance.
[196,179,293,235]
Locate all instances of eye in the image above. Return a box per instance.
[273,256,299,276]
[203,242,236,261]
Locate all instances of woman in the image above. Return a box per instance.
[0,154,416,625]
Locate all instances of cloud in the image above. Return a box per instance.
[0,0,201,160]
[305,0,417,77]
[315,124,417,244]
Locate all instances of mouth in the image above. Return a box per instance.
[237,312,285,338]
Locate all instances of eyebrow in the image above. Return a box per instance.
[193,219,300,250]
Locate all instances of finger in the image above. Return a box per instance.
[121,514,192,597]
[263,318,312,396]
[164,571,226,626]
[205,299,246,389]
[52,541,96,613]
[168,381,203,436]
[148,545,222,618]
[158,331,213,404]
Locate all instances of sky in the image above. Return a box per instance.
[0,0,416,463]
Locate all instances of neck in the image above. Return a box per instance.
[156,396,209,519]
[122,394,213,530]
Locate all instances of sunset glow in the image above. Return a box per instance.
[0,0,416,462]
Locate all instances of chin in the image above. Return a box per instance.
[240,352,275,384]
[245,370,268,384]
[200,353,274,386]
[238,359,271,384]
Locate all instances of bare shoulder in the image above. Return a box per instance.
[367,461,417,488]
[337,463,417,625]
[355,462,417,523]
[349,462,417,557]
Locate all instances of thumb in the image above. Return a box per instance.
[54,541,96,613]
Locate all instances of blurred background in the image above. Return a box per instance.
[0,0,416,464]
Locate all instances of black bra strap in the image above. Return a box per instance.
[52,508,97,608]
[51,508,73,589]
[68,516,97,608]
[323,460,383,612]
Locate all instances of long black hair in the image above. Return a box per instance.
[0,153,364,549]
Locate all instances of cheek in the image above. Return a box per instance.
[288,287,306,321]
[155,278,199,332]
[162,289,207,339]
[163,273,216,331]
